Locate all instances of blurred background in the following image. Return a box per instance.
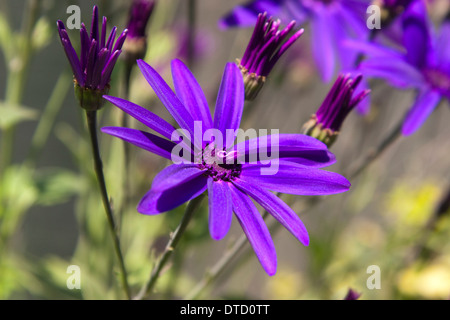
[0,0,449,300]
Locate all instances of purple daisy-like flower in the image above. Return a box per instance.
[101,58,351,275]
[57,6,127,110]
[220,0,371,82]
[238,12,304,100]
[302,73,370,146]
[350,0,449,135]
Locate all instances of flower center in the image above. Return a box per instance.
[197,144,242,181]
[424,68,450,95]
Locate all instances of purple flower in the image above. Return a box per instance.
[344,288,361,300]
[220,0,371,82]
[57,6,127,110]
[126,0,155,40]
[350,0,449,135]
[302,73,370,146]
[122,0,155,63]
[238,12,304,100]
[101,58,351,275]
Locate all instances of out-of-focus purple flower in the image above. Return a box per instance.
[238,12,304,100]
[57,6,127,110]
[123,0,156,62]
[101,58,351,275]
[220,0,371,82]
[350,0,449,135]
[302,73,370,146]
[344,288,362,300]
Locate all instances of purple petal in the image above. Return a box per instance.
[103,95,177,140]
[402,89,441,136]
[91,48,109,89]
[232,133,335,167]
[90,6,99,42]
[229,185,277,276]
[57,21,84,86]
[80,24,90,73]
[101,126,180,161]
[233,179,309,246]
[213,63,245,149]
[99,49,121,88]
[137,59,196,138]
[310,11,336,82]
[207,178,232,240]
[359,57,426,89]
[171,59,213,132]
[402,0,431,69]
[113,29,128,52]
[240,162,351,195]
[219,0,282,29]
[137,164,207,215]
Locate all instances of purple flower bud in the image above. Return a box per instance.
[57,5,128,110]
[122,0,156,63]
[238,12,304,100]
[126,0,155,40]
[302,74,370,147]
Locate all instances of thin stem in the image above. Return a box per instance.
[85,110,131,300]
[134,194,205,300]
[345,115,403,180]
[118,62,134,226]
[184,224,253,300]
[26,71,72,166]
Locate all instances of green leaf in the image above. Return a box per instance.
[0,102,38,130]
[31,17,52,52]
[35,168,85,206]
[0,165,38,239]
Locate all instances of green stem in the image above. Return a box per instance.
[134,194,205,300]
[0,0,39,176]
[26,71,72,166]
[85,110,131,300]
[345,115,403,180]
[118,62,134,225]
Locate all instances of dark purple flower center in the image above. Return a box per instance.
[197,145,242,181]
[424,68,450,96]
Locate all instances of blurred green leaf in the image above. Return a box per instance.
[0,102,38,130]
[0,13,13,58]
[31,17,52,52]
[35,168,85,206]
[0,257,22,299]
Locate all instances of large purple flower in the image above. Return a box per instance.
[220,0,371,82]
[350,0,449,135]
[101,59,350,275]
